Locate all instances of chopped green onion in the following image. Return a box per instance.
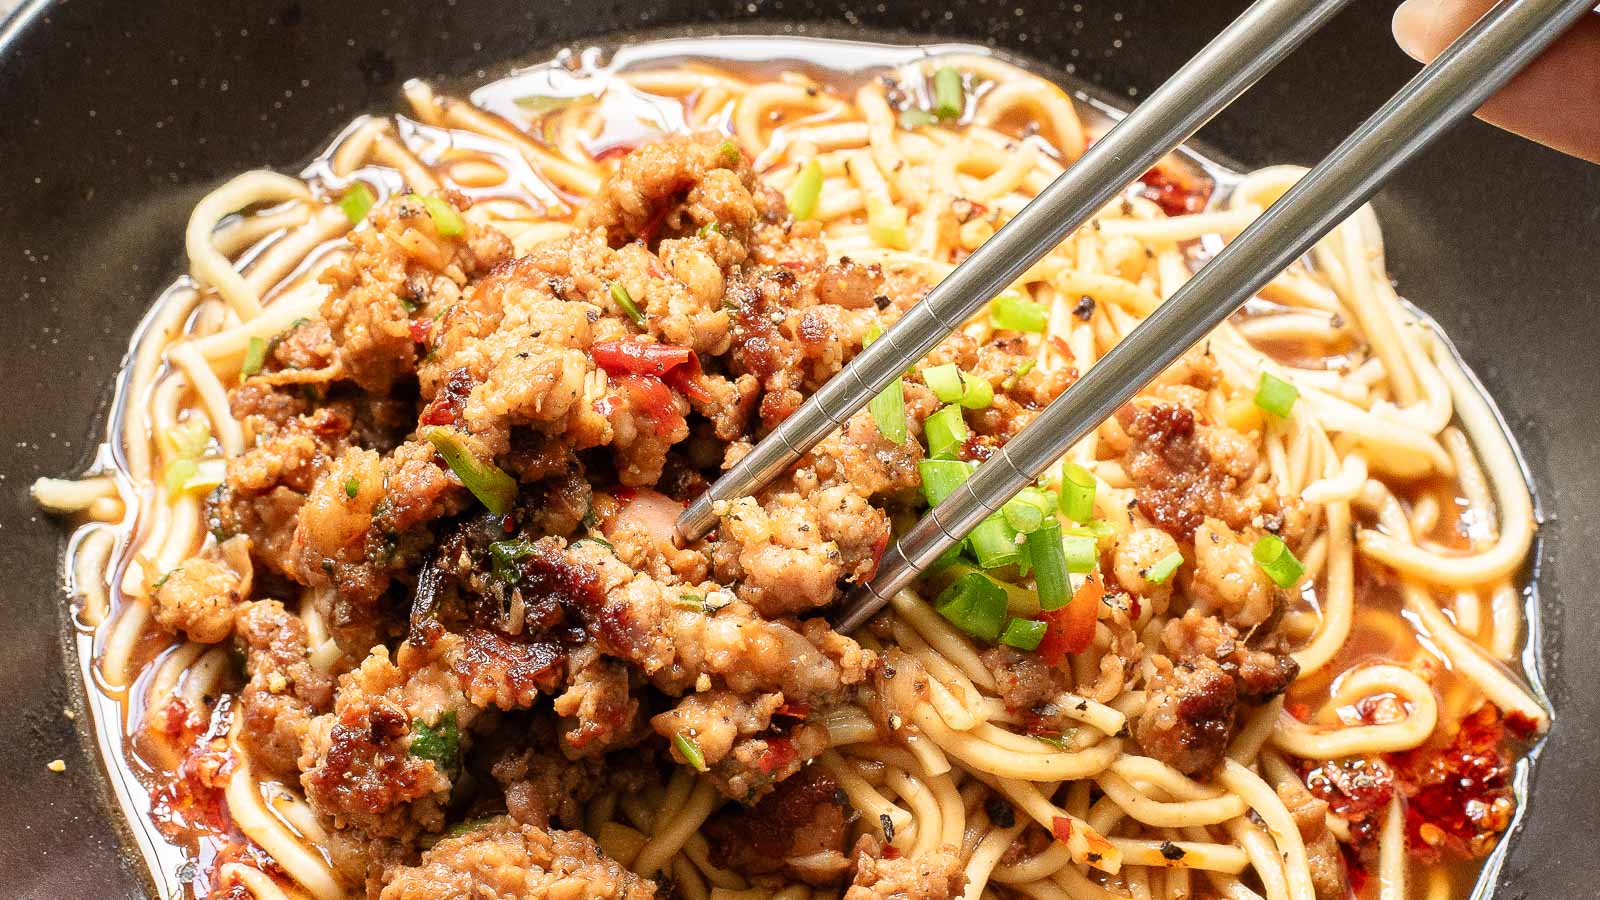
[674,732,708,771]
[673,593,706,612]
[1034,733,1069,750]
[339,183,376,225]
[924,363,965,404]
[1027,523,1070,611]
[999,617,1047,651]
[181,459,226,494]
[958,371,993,410]
[239,336,268,381]
[932,67,965,120]
[489,539,537,584]
[408,711,461,774]
[787,160,824,221]
[1060,462,1097,523]
[718,138,742,166]
[989,292,1048,333]
[1001,358,1035,391]
[1253,534,1305,588]
[919,459,974,507]
[925,404,969,460]
[163,458,198,495]
[610,282,645,326]
[420,195,465,237]
[167,421,211,460]
[1002,496,1045,534]
[867,199,910,250]
[1144,551,1185,585]
[933,571,1008,641]
[422,427,518,516]
[344,477,360,499]
[898,108,937,130]
[1254,372,1299,418]
[870,376,908,445]
[1067,519,1118,542]
[969,513,1021,570]
[1063,534,1098,575]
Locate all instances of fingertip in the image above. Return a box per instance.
[1392,0,1435,62]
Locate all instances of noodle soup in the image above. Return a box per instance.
[34,36,1546,900]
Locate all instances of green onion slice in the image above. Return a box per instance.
[1002,496,1045,534]
[923,363,965,404]
[925,404,969,460]
[718,139,742,166]
[1060,462,1097,523]
[339,183,376,225]
[422,427,518,516]
[610,282,645,326]
[989,292,1048,333]
[1027,523,1070,611]
[1254,372,1299,418]
[1144,551,1185,585]
[958,371,994,410]
[674,732,708,771]
[870,376,908,445]
[239,336,268,381]
[898,108,937,130]
[420,195,465,237]
[969,513,1021,570]
[1062,534,1098,575]
[999,617,1047,651]
[344,477,360,499]
[787,160,824,221]
[408,711,461,773]
[919,459,974,507]
[867,199,910,250]
[1252,534,1305,588]
[932,67,965,120]
[933,571,1008,641]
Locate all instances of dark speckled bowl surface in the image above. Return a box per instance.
[1,1,1596,896]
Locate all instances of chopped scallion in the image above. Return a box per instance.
[932,67,965,120]
[239,336,268,381]
[1063,534,1098,574]
[718,139,742,166]
[344,477,360,499]
[918,459,974,507]
[163,458,198,495]
[933,571,1008,641]
[925,404,969,460]
[990,291,1047,333]
[1002,496,1045,534]
[422,427,518,516]
[1060,462,1097,523]
[958,371,993,410]
[999,617,1047,651]
[339,183,376,225]
[969,513,1021,570]
[1252,534,1305,588]
[1254,372,1299,418]
[610,282,645,326]
[787,159,824,221]
[420,195,465,237]
[1145,551,1185,585]
[867,199,910,250]
[1027,523,1070,611]
[870,376,908,444]
[898,108,937,130]
[923,363,965,404]
[674,732,708,771]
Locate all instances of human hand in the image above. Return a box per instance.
[1393,0,1600,162]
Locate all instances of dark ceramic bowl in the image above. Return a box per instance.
[2,1,1597,896]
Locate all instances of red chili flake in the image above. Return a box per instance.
[756,737,797,775]
[1050,816,1074,844]
[1388,703,1517,861]
[608,375,684,437]
[408,317,432,345]
[1048,335,1073,357]
[774,702,811,720]
[1504,710,1540,741]
[957,432,998,462]
[881,844,902,859]
[1287,702,1314,723]
[1136,165,1209,217]
[1036,573,1103,665]
[862,530,891,582]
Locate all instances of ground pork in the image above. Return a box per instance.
[1120,401,1272,540]
[235,598,336,777]
[1162,608,1298,703]
[150,535,253,643]
[704,765,852,885]
[1190,518,1282,628]
[378,818,654,900]
[1134,654,1237,776]
[845,836,966,900]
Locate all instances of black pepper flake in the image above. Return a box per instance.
[1073,295,1095,320]
[984,795,1016,828]
[881,665,896,680]
[873,295,891,310]
[880,813,895,842]
[833,787,850,807]
[1159,840,1187,861]
[1087,852,1102,863]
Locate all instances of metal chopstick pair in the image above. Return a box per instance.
[676,0,1595,633]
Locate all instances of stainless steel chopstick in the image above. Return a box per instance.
[835,0,1595,633]
[673,0,1354,544]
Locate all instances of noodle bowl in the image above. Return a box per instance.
[32,37,1546,900]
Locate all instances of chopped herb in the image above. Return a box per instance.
[1001,358,1035,391]
[932,67,965,120]
[420,195,465,237]
[897,108,937,130]
[867,199,909,250]
[787,159,824,221]
[239,336,268,381]
[1028,523,1071,610]
[999,617,1047,651]
[488,539,537,584]
[924,404,969,460]
[1253,534,1305,588]
[934,570,1008,640]
[1059,462,1097,523]
[1001,495,1045,534]
[422,427,518,516]
[674,732,708,771]
[870,376,908,444]
[610,282,645,326]
[990,291,1048,332]
[344,477,360,499]
[968,513,1021,570]
[1144,551,1184,585]
[408,711,461,774]
[958,371,993,410]
[152,568,181,590]
[673,593,706,612]
[1062,534,1098,574]
[1254,372,1299,418]
[918,458,975,508]
[717,138,742,166]
[339,182,376,225]
[923,363,964,404]
[1034,733,1068,750]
